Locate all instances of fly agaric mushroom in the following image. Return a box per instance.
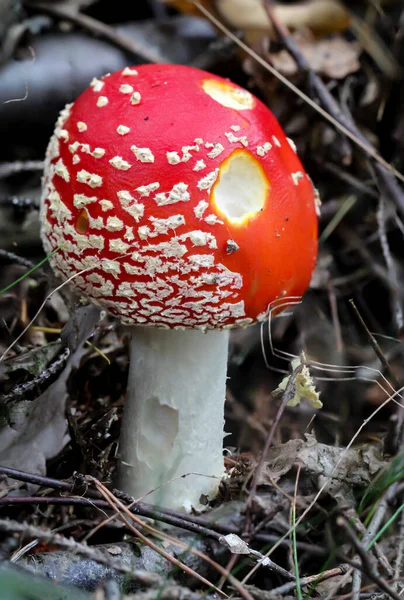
[40,64,318,511]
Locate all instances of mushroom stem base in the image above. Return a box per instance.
[118,327,229,512]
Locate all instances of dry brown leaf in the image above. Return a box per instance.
[256,435,386,498]
[269,35,361,80]
[257,438,304,484]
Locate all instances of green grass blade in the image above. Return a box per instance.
[0,247,60,296]
[292,496,303,600]
[366,503,404,551]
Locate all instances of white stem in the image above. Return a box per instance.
[118,327,228,512]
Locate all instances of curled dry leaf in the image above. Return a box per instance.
[0,341,62,379]
[257,434,387,503]
[257,438,304,484]
[269,35,361,80]
[0,305,101,486]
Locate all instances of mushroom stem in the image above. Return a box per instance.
[118,328,228,511]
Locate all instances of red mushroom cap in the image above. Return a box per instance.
[41,64,318,329]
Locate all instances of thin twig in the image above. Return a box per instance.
[376,196,404,331]
[319,161,379,199]
[0,250,35,270]
[244,363,305,533]
[349,299,400,389]
[92,479,250,600]
[220,364,304,589]
[0,160,44,179]
[26,1,168,64]
[0,465,326,554]
[339,516,402,600]
[247,565,350,597]
[394,495,404,592]
[350,484,396,600]
[262,0,404,216]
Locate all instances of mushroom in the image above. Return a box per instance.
[40,64,318,511]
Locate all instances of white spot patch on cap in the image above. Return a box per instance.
[68,141,80,154]
[202,79,254,110]
[117,125,130,135]
[217,263,242,289]
[87,273,106,286]
[272,135,281,147]
[138,226,151,240]
[122,202,145,222]
[188,254,215,269]
[197,169,219,191]
[77,170,103,188]
[72,155,80,165]
[73,193,98,208]
[212,149,269,225]
[120,84,134,94]
[56,129,69,141]
[131,145,155,163]
[181,145,199,162]
[291,171,304,185]
[229,301,245,318]
[54,159,70,182]
[123,67,139,76]
[106,216,124,231]
[122,260,143,277]
[130,92,141,105]
[225,131,248,147]
[194,200,209,219]
[180,230,217,249]
[97,96,109,107]
[109,156,132,170]
[313,185,321,216]
[167,152,181,165]
[230,125,241,131]
[92,147,105,158]
[149,214,186,236]
[100,199,113,211]
[77,122,87,132]
[56,103,72,127]
[109,239,130,253]
[287,137,297,152]
[124,226,135,241]
[257,142,272,157]
[145,240,187,259]
[48,190,72,222]
[87,214,104,230]
[236,318,253,326]
[193,160,206,172]
[90,78,104,92]
[117,190,134,206]
[101,259,121,278]
[205,214,224,225]
[206,143,225,159]
[155,183,190,206]
[117,281,134,298]
[136,182,160,197]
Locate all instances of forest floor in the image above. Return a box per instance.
[1,1,404,599]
